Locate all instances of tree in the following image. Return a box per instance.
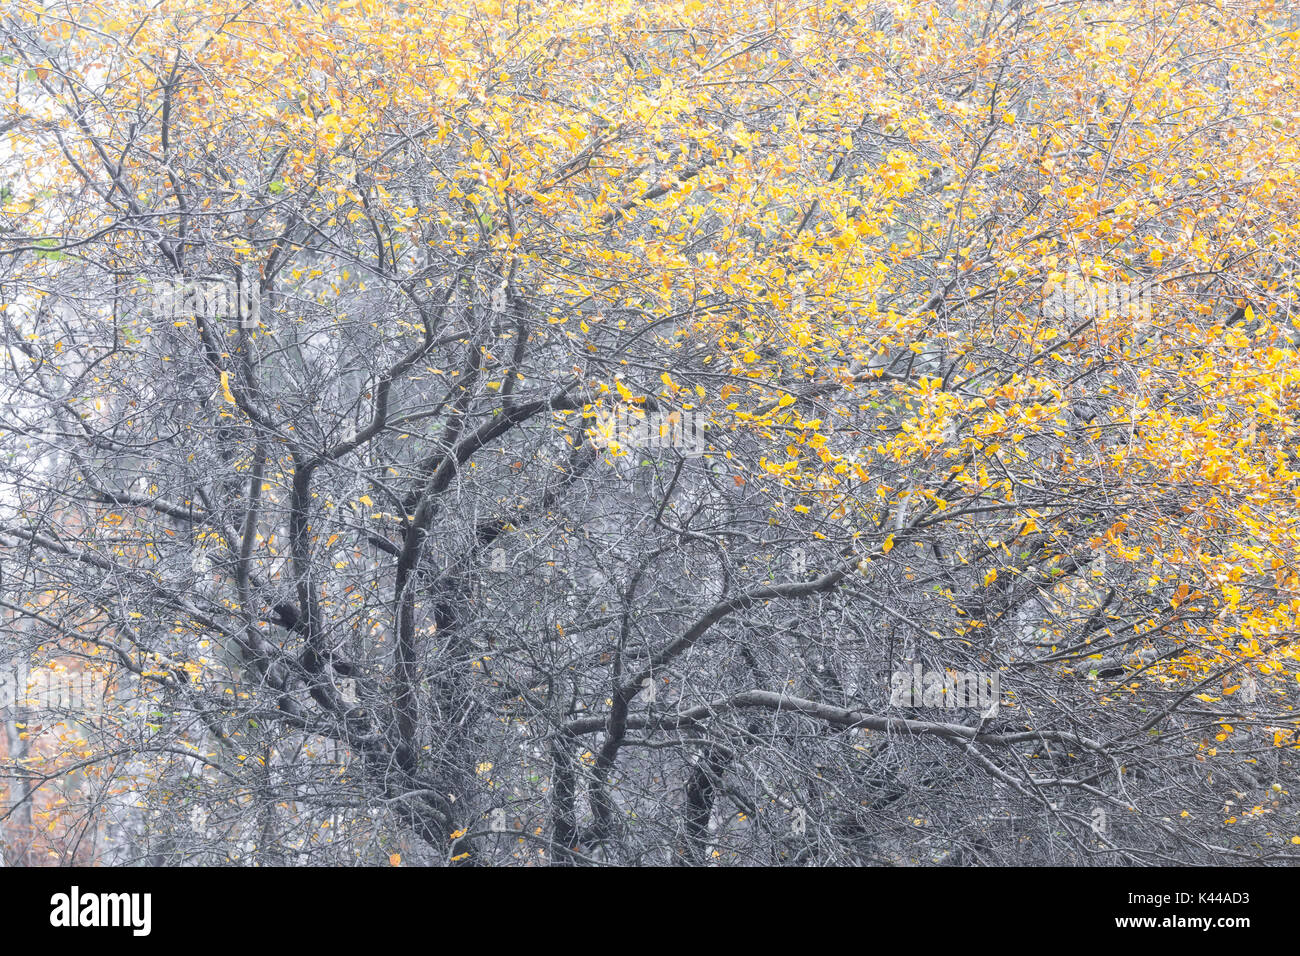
[2,0,1300,865]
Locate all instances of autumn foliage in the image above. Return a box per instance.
[3,0,1300,864]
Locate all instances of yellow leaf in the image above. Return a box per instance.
[389,853,401,866]
[358,494,373,508]
[882,535,895,554]
[219,370,236,405]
